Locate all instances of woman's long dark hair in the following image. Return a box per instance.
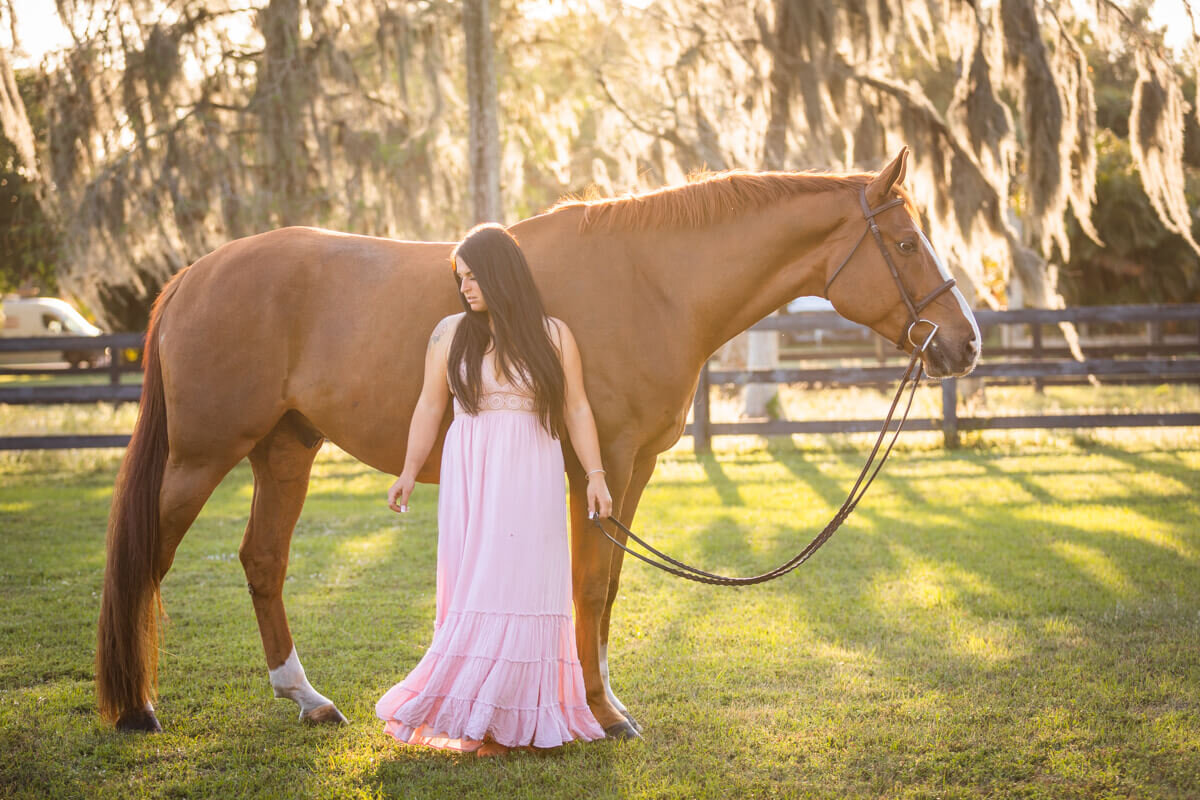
[448,223,567,438]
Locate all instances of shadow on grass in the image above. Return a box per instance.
[1084,441,1198,487]
[607,442,1200,794]
[5,440,1199,798]
[697,452,745,506]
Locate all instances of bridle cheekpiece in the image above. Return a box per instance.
[824,188,956,353]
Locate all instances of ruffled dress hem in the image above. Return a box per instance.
[375,609,605,749]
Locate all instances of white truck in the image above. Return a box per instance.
[0,296,107,367]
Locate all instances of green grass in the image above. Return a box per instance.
[1,432,1199,798]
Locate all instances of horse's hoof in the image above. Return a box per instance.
[603,720,641,740]
[622,710,644,734]
[301,703,348,725]
[115,707,163,733]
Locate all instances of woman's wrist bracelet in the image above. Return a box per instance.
[585,468,606,478]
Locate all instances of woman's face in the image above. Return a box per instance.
[456,257,488,312]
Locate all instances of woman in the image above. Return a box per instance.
[377,223,610,756]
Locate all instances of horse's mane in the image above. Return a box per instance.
[548,170,887,232]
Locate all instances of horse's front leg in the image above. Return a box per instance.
[569,459,640,739]
[241,418,346,725]
[597,453,657,734]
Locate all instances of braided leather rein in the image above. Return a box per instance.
[588,188,953,586]
[589,345,926,586]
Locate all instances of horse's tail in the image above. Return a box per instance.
[95,268,188,723]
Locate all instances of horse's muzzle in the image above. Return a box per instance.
[921,327,980,378]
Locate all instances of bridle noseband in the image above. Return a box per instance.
[825,188,957,351]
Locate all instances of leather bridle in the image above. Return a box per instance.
[585,189,961,586]
[825,188,957,352]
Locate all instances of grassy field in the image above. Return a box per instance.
[1,419,1199,798]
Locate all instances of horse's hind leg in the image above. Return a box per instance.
[240,412,346,725]
[115,453,247,732]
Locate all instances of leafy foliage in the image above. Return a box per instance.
[1,0,1199,323]
[1064,130,1200,304]
[0,165,58,295]
[0,68,57,295]
[1060,18,1200,306]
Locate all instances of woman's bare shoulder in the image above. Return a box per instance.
[545,316,581,361]
[430,313,465,347]
[545,315,572,340]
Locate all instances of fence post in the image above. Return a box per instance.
[941,377,959,449]
[1031,323,1044,394]
[693,360,711,455]
[109,343,122,387]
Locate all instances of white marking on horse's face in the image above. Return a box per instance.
[269,647,334,716]
[919,231,981,368]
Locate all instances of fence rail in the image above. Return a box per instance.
[0,332,145,356]
[0,332,144,450]
[0,332,145,403]
[2,305,1198,451]
[689,303,1200,451]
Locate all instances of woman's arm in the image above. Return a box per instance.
[552,318,613,519]
[387,315,457,513]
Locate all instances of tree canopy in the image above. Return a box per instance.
[1,0,1197,329]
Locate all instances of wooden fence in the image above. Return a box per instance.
[2,305,1198,451]
[690,303,1200,451]
[0,333,143,450]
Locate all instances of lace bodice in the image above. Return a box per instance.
[450,351,536,416]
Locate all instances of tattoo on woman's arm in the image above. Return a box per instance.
[428,319,449,350]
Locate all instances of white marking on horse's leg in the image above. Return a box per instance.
[268,647,334,718]
[599,642,628,714]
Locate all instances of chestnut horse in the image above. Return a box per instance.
[96,148,979,735]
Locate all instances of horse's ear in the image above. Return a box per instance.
[865,147,909,206]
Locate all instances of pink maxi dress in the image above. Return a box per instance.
[376,353,606,751]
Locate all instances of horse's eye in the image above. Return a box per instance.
[898,239,917,255]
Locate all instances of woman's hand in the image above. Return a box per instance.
[387,471,416,513]
[586,473,613,521]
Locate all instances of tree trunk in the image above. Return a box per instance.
[256,0,311,226]
[462,0,502,224]
[739,0,796,421]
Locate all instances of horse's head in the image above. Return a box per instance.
[823,148,980,378]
